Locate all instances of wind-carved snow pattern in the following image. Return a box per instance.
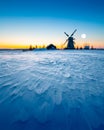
[0,50,104,130]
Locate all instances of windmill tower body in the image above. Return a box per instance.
[67,37,75,49]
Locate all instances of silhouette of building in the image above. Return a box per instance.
[84,45,90,50]
[64,29,77,49]
[46,44,56,50]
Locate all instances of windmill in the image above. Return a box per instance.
[63,29,77,49]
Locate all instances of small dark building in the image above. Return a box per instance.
[84,45,90,50]
[46,44,56,50]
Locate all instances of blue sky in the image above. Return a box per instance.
[0,0,104,48]
[0,0,104,23]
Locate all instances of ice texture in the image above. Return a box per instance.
[0,50,104,130]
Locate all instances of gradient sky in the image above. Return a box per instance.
[0,0,104,49]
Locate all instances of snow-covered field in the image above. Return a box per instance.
[0,50,104,130]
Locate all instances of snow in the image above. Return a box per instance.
[0,50,104,130]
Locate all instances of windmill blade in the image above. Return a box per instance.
[70,29,77,37]
[64,32,69,37]
[63,39,68,45]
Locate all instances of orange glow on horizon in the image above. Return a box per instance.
[0,43,29,49]
[0,42,104,49]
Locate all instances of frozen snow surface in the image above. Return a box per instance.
[0,50,104,130]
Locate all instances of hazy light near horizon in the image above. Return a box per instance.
[81,34,86,39]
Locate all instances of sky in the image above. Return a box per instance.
[0,0,104,49]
